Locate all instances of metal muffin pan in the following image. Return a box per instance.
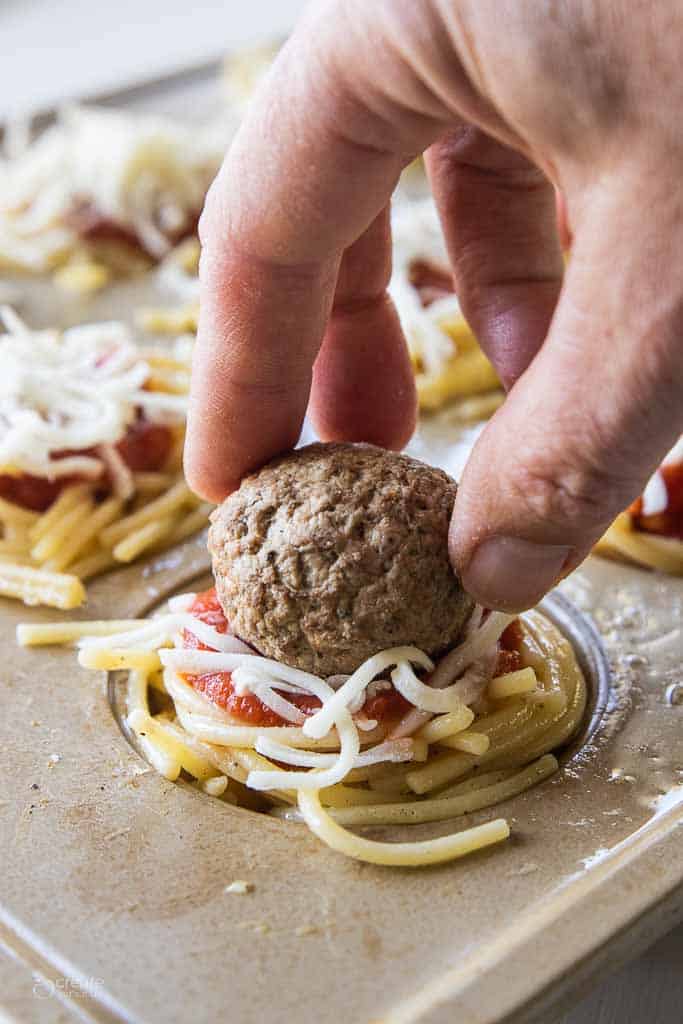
[1,56,682,1024]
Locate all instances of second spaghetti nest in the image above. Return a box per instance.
[0,309,211,608]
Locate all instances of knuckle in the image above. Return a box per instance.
[509,445,631,533]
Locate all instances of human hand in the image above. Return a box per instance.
[186,0,683,611]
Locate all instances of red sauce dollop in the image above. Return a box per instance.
[630,462,683,540]
[115,420,173,473]
[496,620,524,675]
[408,258,455,307]
[0,419,173,512]
[0,474,64,513]
[182,587,231,640]
[181,588,321,726]
[65,200,200,259]
[180,589,523,727]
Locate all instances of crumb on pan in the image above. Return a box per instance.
[225,880,254,895]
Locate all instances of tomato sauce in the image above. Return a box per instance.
[182,588,231,640]
[181,588,321,727]
[0,419,173,513]
[630,462,683,540]
[0,474,64,513]
[181,589,523,727]
[115,420,173,473]
[66,200,148,255]
[409,258,455,307]
[65,200,200,260]
[496,620,524,675]
[182,589,414,727]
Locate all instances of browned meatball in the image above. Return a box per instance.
[208,442,473,675]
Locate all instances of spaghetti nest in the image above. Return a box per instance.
[595,441,683,575]
[595,512,683,576]
[389,199,503,419]
[0,311,211,608]
[18,593,587,868]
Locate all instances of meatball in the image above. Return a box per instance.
[208,442,473,676]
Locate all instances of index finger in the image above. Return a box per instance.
[185,13,444,501]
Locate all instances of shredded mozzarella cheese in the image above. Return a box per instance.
[83,596,524,799]
[0,310,186,480]
[302,647,434,741]
[254,736,416,770]
[247,707,359,792]
[96,443,134,501]
[429,612,515,689]
[641,470,668,516]
[391,661,468,713]
[389,198,461,375]
[663,436,683,467]
[640,436,683,515]
[0,106,232,270]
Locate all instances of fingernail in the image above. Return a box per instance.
[462,536,572,612]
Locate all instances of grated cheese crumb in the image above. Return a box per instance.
[224,880,253,895]
[202,775,228,797]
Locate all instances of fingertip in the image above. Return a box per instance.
[452,531,573,612]
[310,297,418,451]
[182,437,233,505]
[311,395,417,451]
[184,409,307,504]
[187,243,317,503]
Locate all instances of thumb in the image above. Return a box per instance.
[450,184,683,611]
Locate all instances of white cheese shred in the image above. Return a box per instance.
[389,198,461,375]
[17,589,583,868]
[0,310,187,480]
[0,105,233,270]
